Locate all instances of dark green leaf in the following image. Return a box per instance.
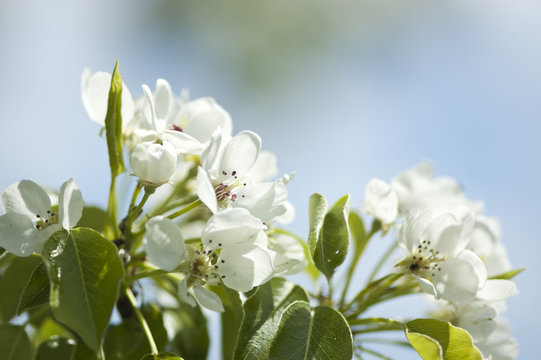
[17,262,50,314]
[168,304,209,360]
[405,319,482,360]
[235,278,308,360]
[103,303,168,360]
[0,255,41,321]
[0,324,32,360]
[36,336,75,360]
[76,206,107,233]
[140,352,184,359]
[489,268,524,280]
[269,301,353,360]
[313,194,350,281]
[308,193,328,258]
[41,228,124,351]
[210,285,244,360]
[105,59,125,177]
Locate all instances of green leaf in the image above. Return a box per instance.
[348,211,367,267]
[17,262,50,314]
[76,206,107,233]
[168,305,209,360]
[103,303,168,360]
[36,337,75,360]
[269,301,353,360]
[0,324,33,360]
[105,59,126,177]
[140,352,184,360]
[41,228,124,352]
[0,255,41,321]
[308,193,328,258]
[489,268,524,280]
[405,319,482,360]
[235,278,308,360]
[210,285,244,360]
[313,194,350,281]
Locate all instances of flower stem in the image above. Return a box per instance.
[104,176,120,239]
[128,182,143,215]
[125,288,158,356]
[166,199,202,220]
[365,241,398,285]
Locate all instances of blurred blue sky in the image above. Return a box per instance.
[1,0,539,358]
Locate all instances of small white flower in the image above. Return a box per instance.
[196,130,290,223]
[143,216,186,271]
[364,178,398,225]
[130,141,177,187]
[0,179,84,256]
[267,233,307,276]
[395,209,487,302]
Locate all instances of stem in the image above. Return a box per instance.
[365,241,398,285]
[166,199,202,220]
[343,273,399,313]
[348,317,404,328]
[128,182,143,215]
[125,288,158,356]
[104,176,120,239]
[355,346,392,360]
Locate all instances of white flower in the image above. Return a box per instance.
[364,178,398,225]
[143,216,186,271]
[475,319,519,360]
[130,141,177,187]
[81,68,135,128]
[196,130,290,223]
[395,209,487,302]
[267,233,307,276]
[468,216,512,277]
[0,179,84,256]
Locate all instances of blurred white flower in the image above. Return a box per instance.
[364,178,398,225]
[0,179,84,256]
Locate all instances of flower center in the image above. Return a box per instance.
[397,239,445,279]
[34,210,59,230]
[213,170,246,208]
[186,242,227,286]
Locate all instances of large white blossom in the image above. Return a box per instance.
[0,179,84,256]
[196,130,290,223]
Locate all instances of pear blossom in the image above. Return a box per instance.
[395,208,487,302]
[130,141,177,187]
[0,179,84,256]
[267,233,307,276]
[364,178,398,225]
[475,319,519,360]
[196,130,290,223]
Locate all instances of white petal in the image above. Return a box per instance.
[178,278,196,307]
[245,150,278,183]
[433,252,484,303]
[162,130,204,155]
[0,213,40,256]
[218,243,274,292]
[143,216,186,271]
[274,201,296,225]
[196,167,218,214]
[130,141,177,185]
[201,208,266,249]
[414,275,438,298]
[423,213,465,256]
[142,84,160,132]
[457,301,498,342]
[193,286,224,312]
[398,209,431,251]
[153,79,172,121]
[364,178,398,225]
[269,234,307,275]
[201,129,223,173]
[181,97,233,143]
[233,180,288,223]
[59,179,84,229]
[1,180,51,218]
[219,131,261,176]
[477,279,518,302]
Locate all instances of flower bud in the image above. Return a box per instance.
[130,141,177,186]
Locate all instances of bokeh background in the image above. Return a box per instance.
[1,0,539,358]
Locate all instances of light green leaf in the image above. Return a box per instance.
[269,301,353,360]
[105,59,126,177]
[308,193,328,258]
[36,336,75,360]
[405,319,482,360]
[348,211,367,266]
[210,285,244,360]
[313,194,350,281]
[235,278,308,360]
[41,228,124,352]
[17,262,50,315]
[76,206,107,234]
[0,255,41,321]
[489,268,524,280]
[0,324,33,360]
[140,352,184,359]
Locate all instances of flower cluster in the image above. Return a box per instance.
[364,163,519,359]
[80,69,302,311]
